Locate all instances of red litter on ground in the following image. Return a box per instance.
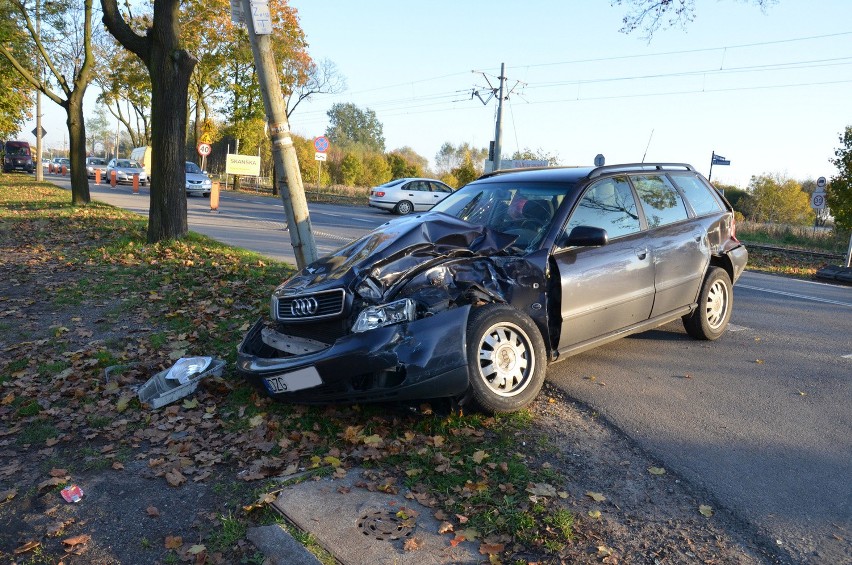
[61,485,84,503]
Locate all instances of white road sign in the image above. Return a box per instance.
[315,152,327,162]
[810,192,827,210]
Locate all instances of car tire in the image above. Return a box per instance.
[466,304,547,413]
[394,200,414,215]
[682,266,732,341]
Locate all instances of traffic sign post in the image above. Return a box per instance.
[313,136,330,190]
[197,143,212,173]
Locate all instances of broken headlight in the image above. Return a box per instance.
[352,298,416,333]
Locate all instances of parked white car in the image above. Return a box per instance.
[368,177,454,215]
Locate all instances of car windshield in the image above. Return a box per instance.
[88,158,106,165]
[116,160,140,168]
[185,162,203,174]
[6,145,30,156]
[430,180,573,251]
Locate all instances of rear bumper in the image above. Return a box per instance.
[728,244,748,283]
[236,305,471,404]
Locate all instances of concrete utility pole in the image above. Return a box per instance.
[239,0,317,269]
[492,63,506,172]
[35,0,43,182]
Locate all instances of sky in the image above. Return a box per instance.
[22,0,852,188]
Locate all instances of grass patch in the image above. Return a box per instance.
[15,419,57,445]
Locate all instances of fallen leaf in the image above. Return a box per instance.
[526,483,557,497]
[62,534,91,547]
[459,528,479,541]
[586,491,606,502]
[597,545,613,557]
[699,504,714,517]
[38,477,67,492]
[164,535,183,549]
[0,488,17,502]
[188,544,206,555]
[588,509,602,519]
[49,468,68,477]
[403,537,424,551]
[456,514,469,524]
[183,398,199,409]
[472,450,488,464]
[165,469,186,487]
[13,540,40,554]
[112,461,124,471]
[449,534,465,547]
[755,359,764,364]
[648,466,666,475]
[248,414,265,428]
[479,542,505,554]
[438,521,454,534]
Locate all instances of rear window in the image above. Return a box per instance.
[669,173,724,216]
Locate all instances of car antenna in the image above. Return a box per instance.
[641,129,654,163]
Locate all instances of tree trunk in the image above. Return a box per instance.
[146,33,194,242]
[65,87,91,205]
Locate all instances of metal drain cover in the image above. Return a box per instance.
[357,509,415,541]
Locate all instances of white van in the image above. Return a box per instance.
[130,146,152,176]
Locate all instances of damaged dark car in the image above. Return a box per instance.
[237,163,747,413]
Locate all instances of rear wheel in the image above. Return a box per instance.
[683,266,732,340]
[394,200,413,215]
[466,304,547,413]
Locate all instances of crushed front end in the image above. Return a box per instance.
[236,214,544,404]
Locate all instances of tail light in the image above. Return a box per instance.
[374,191,385,197]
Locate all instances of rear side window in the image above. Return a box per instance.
[669,173,724,216]
[631,175,689,228]
[566,176,641,239]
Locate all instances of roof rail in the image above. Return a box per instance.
[588,163,695,180]
[477,164,588,180]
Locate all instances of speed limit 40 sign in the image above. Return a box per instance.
[197,143,212,157]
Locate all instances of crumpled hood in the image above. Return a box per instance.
[279,213,517,295]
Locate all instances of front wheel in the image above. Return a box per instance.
[394,200,413,215]
[682,266,732,340]
[466,304,547,413]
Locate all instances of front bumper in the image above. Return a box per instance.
[236,305,471,404]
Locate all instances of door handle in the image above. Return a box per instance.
[635,248,648,260]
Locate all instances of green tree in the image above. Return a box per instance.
[85,105,112,156]
[827,125,852,231]
[745,173,813,226]
[0,2,33,140]
[435,142,487,175]
[2,0,95,204]
[511,147,560,165]
[451,154,479,187]
[325,103,385,152]
[361,153,392,187]
[713,183,750,213]
[386,147,426,178]
[340,152,363,186]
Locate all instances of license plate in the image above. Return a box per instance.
[263,366,322,394]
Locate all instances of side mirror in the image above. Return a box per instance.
[561,225,609,248]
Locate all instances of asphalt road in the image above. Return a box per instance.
[49,175,851,564]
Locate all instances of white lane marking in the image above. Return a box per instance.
[312,211,377,223]
[843,354,852,360]
[727,324,750,332]
[737,284,852,308]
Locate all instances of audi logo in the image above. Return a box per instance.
[289,297,319,317]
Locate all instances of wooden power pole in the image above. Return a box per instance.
[239,0,317,269]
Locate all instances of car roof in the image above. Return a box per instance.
[474,163,697,184]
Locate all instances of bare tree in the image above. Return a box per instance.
[614,0,778,38]
[284,58,346,118]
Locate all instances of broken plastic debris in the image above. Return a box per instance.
[165,357,213,385]
[61,485,84,503]
[137,358,225,409]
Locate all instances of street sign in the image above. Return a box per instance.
[712,154,731,166]
[197,143,212,157]
[810,192,827,210]
[315,152,327,162]
[817,176,827,188]
[594,154,605,167]
[32,126,47,139]
[313,136,330,153]
[250,0,272,34]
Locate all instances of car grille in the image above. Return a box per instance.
[276,289,345,321]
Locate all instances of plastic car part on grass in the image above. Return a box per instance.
[137,357,225,408]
